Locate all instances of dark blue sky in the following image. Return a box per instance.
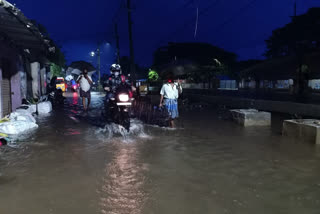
[9,0,320,70]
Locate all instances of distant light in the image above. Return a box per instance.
[90,51,95,57]
[26,24,31,28]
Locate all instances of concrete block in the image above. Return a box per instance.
[283,119,320,144]
[230,109,271,127]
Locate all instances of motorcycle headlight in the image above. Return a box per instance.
[118,94,129,102]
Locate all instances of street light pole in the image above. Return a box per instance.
[115,23,120,64]
[97,43,101,85]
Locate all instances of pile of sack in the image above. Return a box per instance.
[0,109,38,135]
[19,101,52,115]
[0,98,53,137]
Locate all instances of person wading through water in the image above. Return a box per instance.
[77,69,93,111]
[159,77,182,128]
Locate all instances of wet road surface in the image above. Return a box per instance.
[1,92,320,214]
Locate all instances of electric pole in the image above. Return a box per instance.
[127,0,136,83]
[115,23,120,65]
[97,43,101,85]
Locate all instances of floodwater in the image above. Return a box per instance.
[1,92,320,214]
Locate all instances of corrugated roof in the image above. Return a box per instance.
[0,0,50,52]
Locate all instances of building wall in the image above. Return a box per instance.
[10,70,21,111]
[40,67,46,95]
[0,40,47,106]
[20,70,27,99]
[0,68,2,118]
[18,55,27,100]
[0,41,21,115]
[23,58,33,100]
[30,62,40,99]
[182,83,209,89]
[219,80,238,90]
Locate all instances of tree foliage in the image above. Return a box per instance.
[48,46,66,68]
[265,7,320,58]
[186,59,228,83]
[153,42,237,67]
[50,63,62,77]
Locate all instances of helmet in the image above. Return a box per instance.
[110,64,121,73]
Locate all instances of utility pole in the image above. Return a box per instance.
[115,23,120,65]
[294,0,297,17]
[97,43,101,85]
[127,0,136,83]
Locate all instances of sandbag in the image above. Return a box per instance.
[18,104,37,114]
[10,110,36,123]
[0,121,38,135]
[37,101,52,114]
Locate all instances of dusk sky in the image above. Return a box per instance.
[8,0,320,70]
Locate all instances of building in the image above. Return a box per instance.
[240,52,320,90]
[0,0,54,118]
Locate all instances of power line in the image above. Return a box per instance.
[154,0,222,47]
[155,0,258,49]
[194,6,199,38]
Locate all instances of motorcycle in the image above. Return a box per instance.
[70,79,79,92]
[49,88,65,106]
[104,83,134,131]
[71,84,78,92]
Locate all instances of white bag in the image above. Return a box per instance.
[0,121,38,135]
[10,110,36,123]
[37,101,53,114]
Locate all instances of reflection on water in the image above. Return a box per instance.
[72,92,79,105]
[0,92,320,214]
[99,143,147,214]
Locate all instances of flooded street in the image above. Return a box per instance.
[1,92,320,214]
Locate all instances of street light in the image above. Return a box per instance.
[89,42,110,87]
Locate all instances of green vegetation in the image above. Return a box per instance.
[50,63,63,77]
[148,69,159,82]
[265,7,320,59]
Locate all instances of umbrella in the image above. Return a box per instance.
[65,75,74,81]
[68,68,96,77]
[69,61,96,72]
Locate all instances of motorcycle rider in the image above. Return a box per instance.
[103,64,132,117]
[103,64,123,92]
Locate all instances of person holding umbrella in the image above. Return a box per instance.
[77,69,93,111]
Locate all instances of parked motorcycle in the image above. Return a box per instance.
[49,89,65,107]
[105,84,134,131]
